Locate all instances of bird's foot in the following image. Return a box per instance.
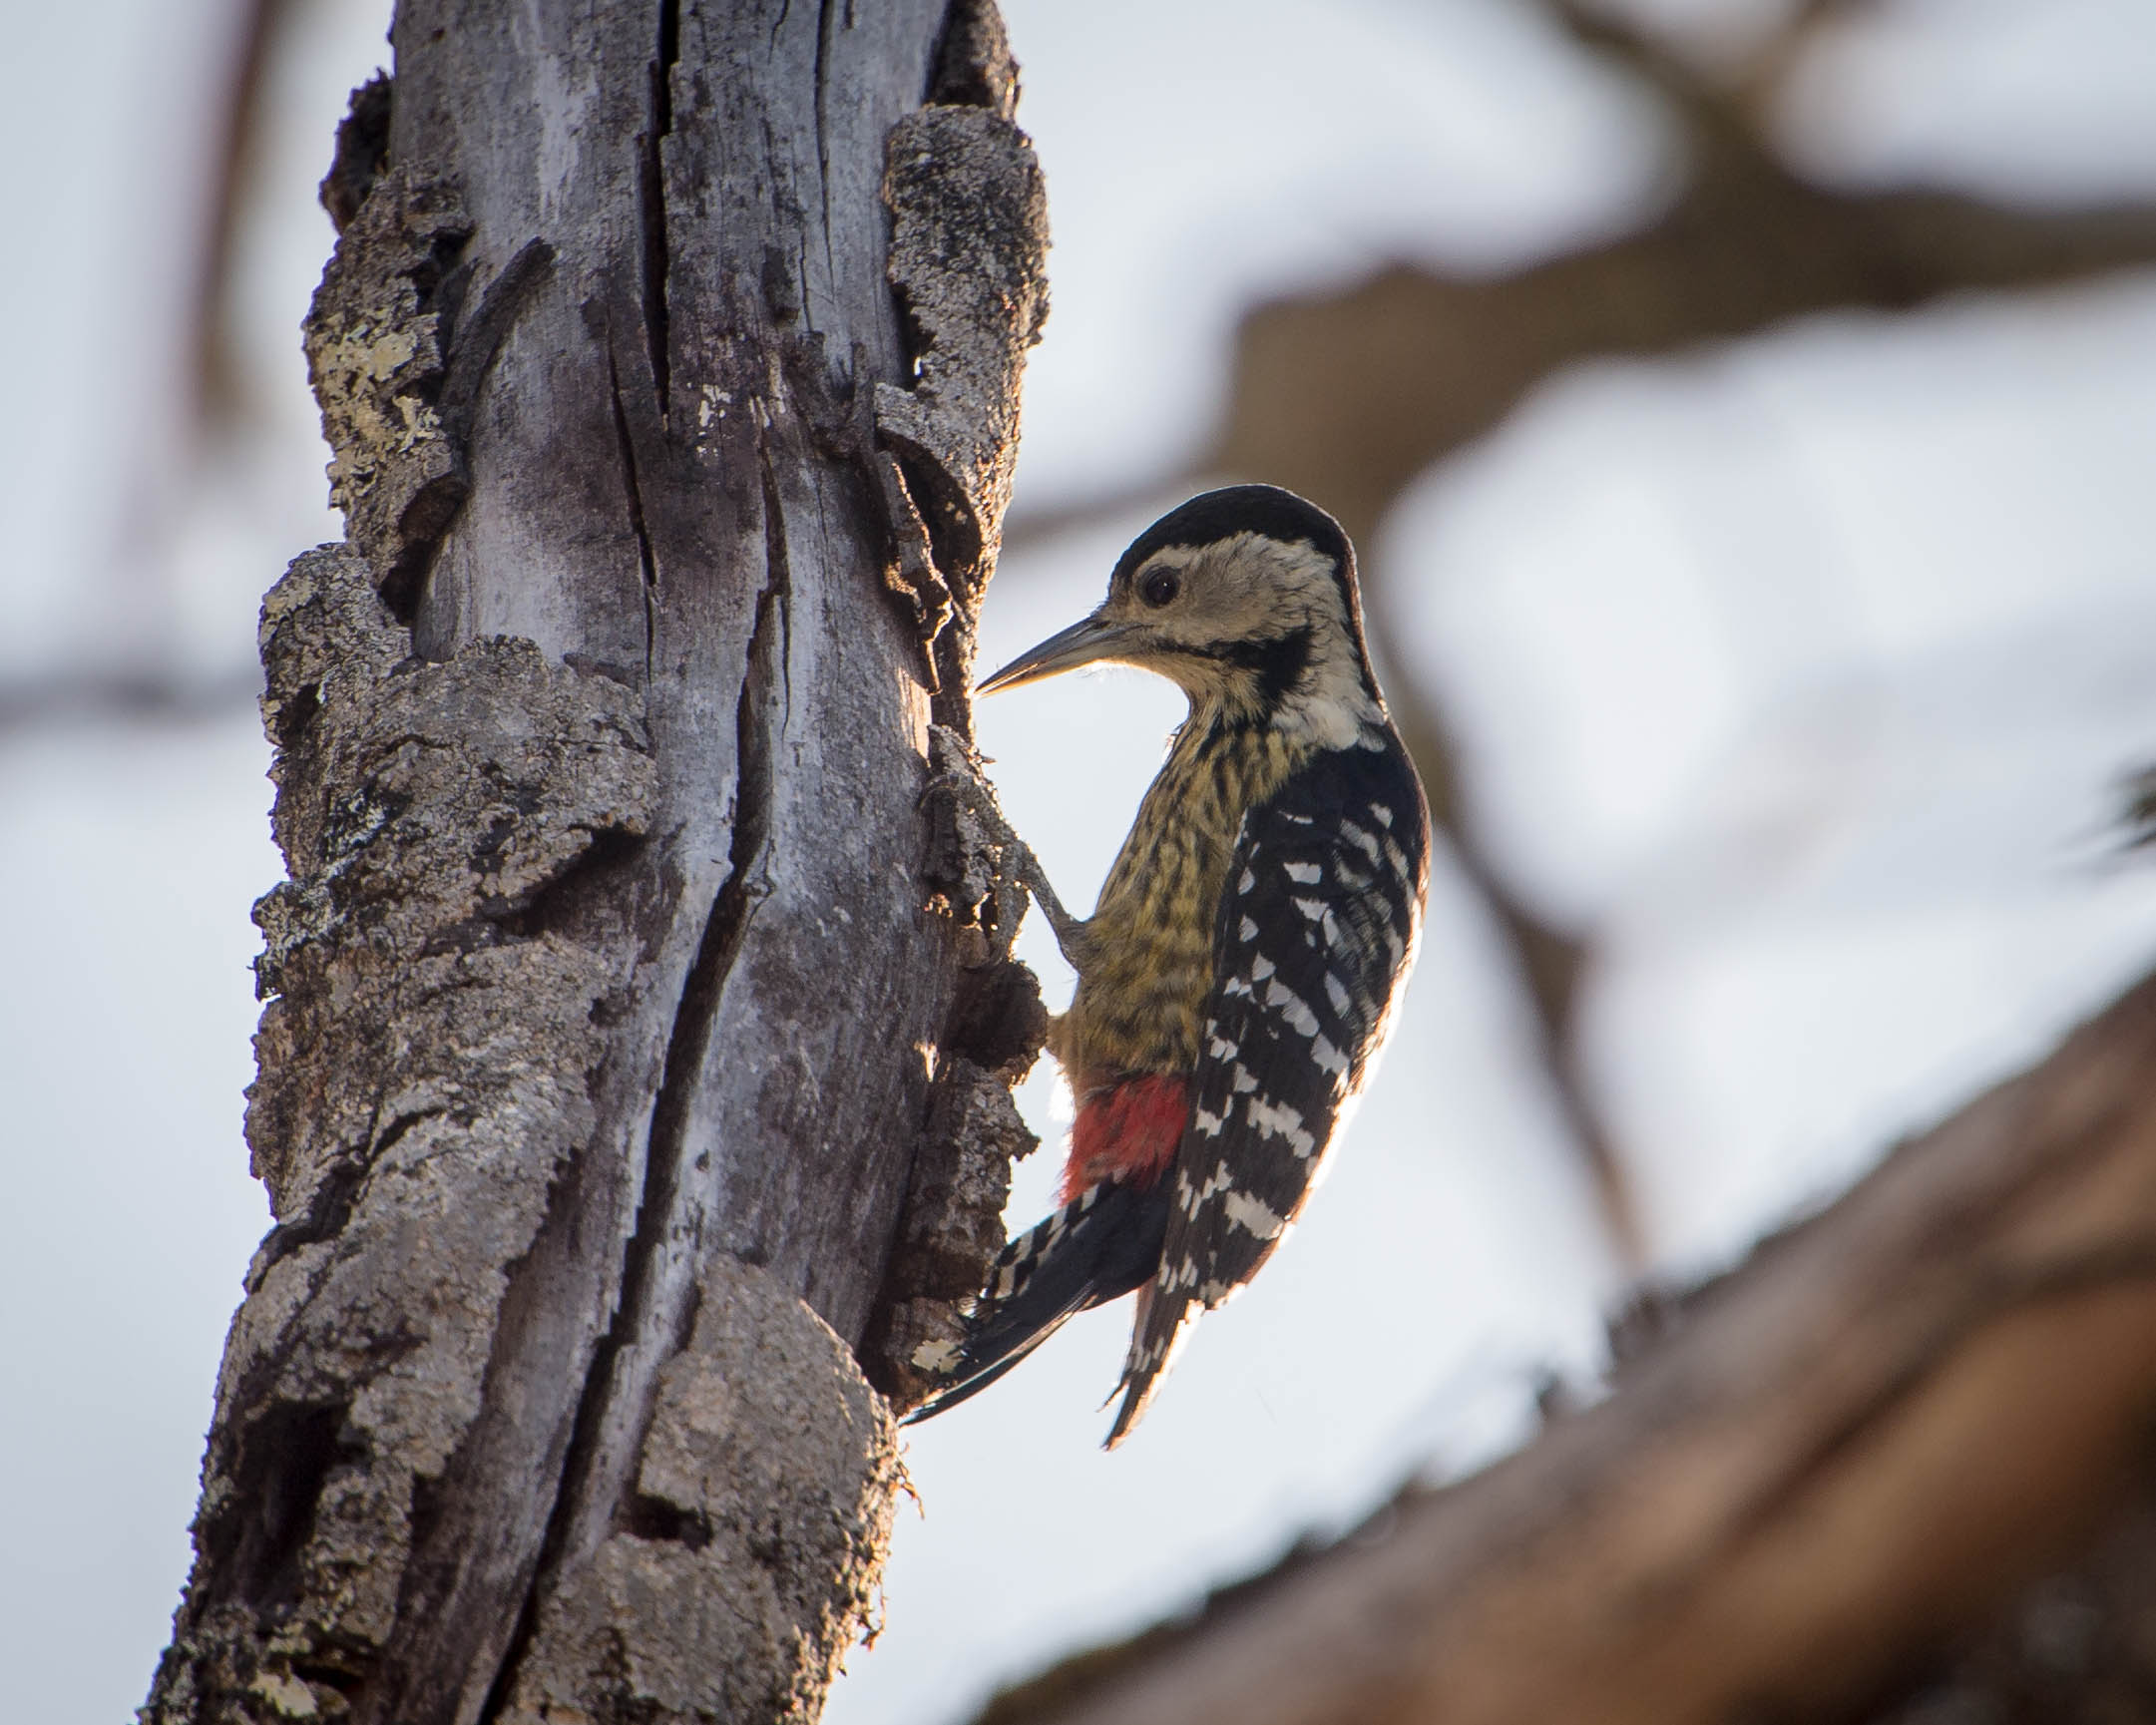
[923,724,1086,967]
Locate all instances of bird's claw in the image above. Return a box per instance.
[923,724,1085,967]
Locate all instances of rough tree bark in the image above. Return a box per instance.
[973,967,2156,1725]
[146,4,1048,1721]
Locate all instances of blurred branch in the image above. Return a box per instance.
[2123,765,2156,849]
[973,967,2156,1725]
[0,662,261,735]
[1221,8,2156,537]
[1377,649,1647,1264]
[1720,0,1876,118]
[1195,0,2156,1265]
[996,0,2156,1262]
[191,0,285,426]
[999,477,1191,560]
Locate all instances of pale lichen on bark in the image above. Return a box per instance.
[153,6,1060,1718]
[876,105,1048,556]
[863,6,1057,1408]
[888,729,1054,1408]
[870,1054,1043,1408]
[498,1256,899,1725]
[304,166,472,614]
[149,543,656,1720]
[870,2,1049,694]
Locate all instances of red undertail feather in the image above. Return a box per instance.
[1061,1075,1189,1203]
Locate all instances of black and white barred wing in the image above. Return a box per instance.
[1105,743,1429,1445]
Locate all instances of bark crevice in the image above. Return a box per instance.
[639,0,678,415]
[490,461,795,1718]
[150,6,1053,1719]
[604,334,661,680]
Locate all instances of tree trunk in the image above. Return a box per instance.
[146,4,1048,1721]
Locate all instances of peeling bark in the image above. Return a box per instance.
[148,5,1049,1721]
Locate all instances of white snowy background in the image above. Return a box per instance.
[3,2,2155,1721]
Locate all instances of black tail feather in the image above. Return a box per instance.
[903,1178,1170,1425]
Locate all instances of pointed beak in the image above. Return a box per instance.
[976,614,1140,695]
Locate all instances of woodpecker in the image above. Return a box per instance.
[910,485,1430,1446]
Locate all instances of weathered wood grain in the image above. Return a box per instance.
[146,4,1050,1721]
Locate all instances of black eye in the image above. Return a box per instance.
[1139,567,1180,608]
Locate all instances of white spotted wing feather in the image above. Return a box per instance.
[1105,740,1429,1444]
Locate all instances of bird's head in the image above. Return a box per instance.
[979,486,1382,735]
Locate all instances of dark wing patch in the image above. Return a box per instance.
[905,1178,1170,1426]
[1105,738,1429,1445]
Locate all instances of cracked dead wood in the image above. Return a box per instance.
[969,967,2156,1725]
[145,4,1049,1722]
